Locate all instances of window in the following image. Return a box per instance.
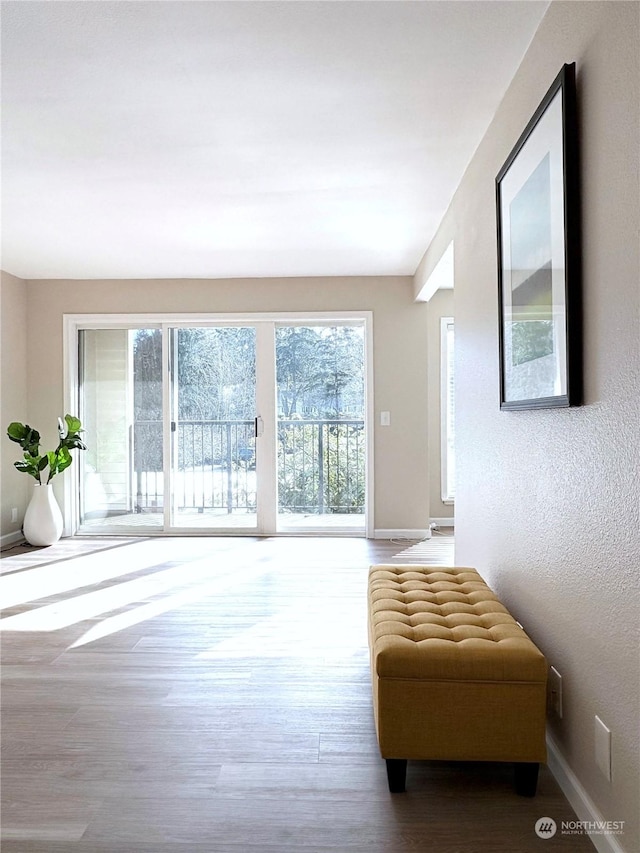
[441,318,455,503]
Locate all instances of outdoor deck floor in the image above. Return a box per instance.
[78,511,366,535]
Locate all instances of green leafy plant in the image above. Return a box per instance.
[7,415,87,484]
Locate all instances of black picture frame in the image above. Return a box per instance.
[496,62,581,410]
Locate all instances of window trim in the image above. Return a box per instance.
[440,317,455,504]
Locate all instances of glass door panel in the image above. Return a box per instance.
[170,327,258,530]
[78,328,163,533]
[275,325,366,533]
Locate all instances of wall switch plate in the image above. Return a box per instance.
[380,411,390,426]
[595,715,612,781]
[548,666,563,718]
[11,508,18,523]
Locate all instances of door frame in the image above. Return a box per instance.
[64,311,374,537]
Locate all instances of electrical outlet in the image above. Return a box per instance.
[595,716,612,781]
[11,507,18,523]
[548,666,563,718]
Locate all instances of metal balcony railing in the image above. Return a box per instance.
[132,418,365,515]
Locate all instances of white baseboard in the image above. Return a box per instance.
[0,530,25,550]
[547,733,627,853]
[430,517,454,528]
[374,529,431,540]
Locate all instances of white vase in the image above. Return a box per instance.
[23,483,63,546]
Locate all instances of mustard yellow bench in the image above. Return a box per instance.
[368,565,547,795]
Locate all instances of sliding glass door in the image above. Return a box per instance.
[170,327,258,530]
[275,325,365,534]
[80,328,164,532]
[75,316,369,536]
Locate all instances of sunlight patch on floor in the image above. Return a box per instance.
[197,599,367,661]
[0,539,265,636]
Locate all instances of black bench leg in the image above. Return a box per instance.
[514,762,539,796]
[385,758,407,793]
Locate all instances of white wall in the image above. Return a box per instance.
[22,275,430,535]
[416,2,639,849]
[0,271,29,544]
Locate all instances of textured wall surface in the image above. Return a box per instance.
[416,2,639,849]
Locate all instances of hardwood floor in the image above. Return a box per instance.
[1,535,593,852]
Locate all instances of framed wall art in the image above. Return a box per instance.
[496,62,581,410]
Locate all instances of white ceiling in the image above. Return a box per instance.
[1,1,548,281]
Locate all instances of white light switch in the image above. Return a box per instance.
[380,411,390,426]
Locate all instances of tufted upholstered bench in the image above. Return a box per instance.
[368,565,547,795]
